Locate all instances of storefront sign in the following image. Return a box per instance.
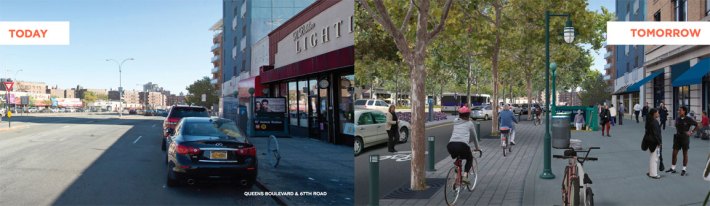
[254,119,284,131]
[254,97,286,113]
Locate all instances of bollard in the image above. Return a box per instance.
[428,98,434,122]
[369,155,380,206]
[474,121,481,142]
[428,136,435,171]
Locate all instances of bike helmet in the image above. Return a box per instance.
[458,106,470,114]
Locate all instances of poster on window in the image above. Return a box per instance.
[254,97,286,114]
[254,119,285,131]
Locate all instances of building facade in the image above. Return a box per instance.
[603,39,616,90]
[643,0,710,121]
[613,0,646,115]
[210,19,224,116]
[15,81,47,94]
[261,0,354,145]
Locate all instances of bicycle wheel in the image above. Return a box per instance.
[466,158,478,192]
[570,178,580,206]
[268,135,281,168]
[585,187,594,206]
[444,166,461,206]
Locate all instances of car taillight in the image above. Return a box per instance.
[176,144,200,155]
[166,117,179,125]
[238,147,256,156]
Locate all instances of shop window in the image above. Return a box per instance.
[289,81,297,126]
[653,74,665,108]
[339,75,355,137]
[674,85,691,119]
[298,80,308,127]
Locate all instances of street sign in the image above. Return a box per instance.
[7,111,12,118]
[3,82,14,91]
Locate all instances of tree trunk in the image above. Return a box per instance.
[466,59,472,108]
[490,5,502,136]
[409,52,427,190]
[526,77,533,120]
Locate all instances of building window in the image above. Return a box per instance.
[241,60,246,73]
[674,0,687,21]
[654,10,661,21]
[340,75,355,137]
[289,81,297,126]
[298,80,308,127]
[707,0,710,16]
[653,74,665,108]
[674,85,691,119]
[634,56,638,69]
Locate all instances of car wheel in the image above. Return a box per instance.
[166,163,179,187]
[399,127,409,143]
[354,136,364,156]
[161,138,166,151]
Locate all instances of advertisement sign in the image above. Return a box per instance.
[20,96,29,105]
[254,97,286,114]
[254,119,285,131]
[56,98,82,107]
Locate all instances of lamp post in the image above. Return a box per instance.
[541,11,574,180]
[106,58,134,117]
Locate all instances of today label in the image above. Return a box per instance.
[0,21,70,45]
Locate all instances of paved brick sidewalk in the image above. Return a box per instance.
[523,119,710,206]
[380,121,545,205]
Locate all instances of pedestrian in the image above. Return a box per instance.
[642,102,650,122]
[447,106,481,184]
[666,106,698,176]
[600,104,611,137]
[642,108,662,179]
[385,105,399,153]
[574,110,585,130]
[499,104,518,145]
[619,102,625,125]
[610,104,617,126]
[634,102,642,123]
[696,111,709,139]
[659,103,669,130]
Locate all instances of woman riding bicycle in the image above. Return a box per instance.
[447,106,482,183]
[499,104,518,145]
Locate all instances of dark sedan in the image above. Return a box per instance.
[165,117,257,187]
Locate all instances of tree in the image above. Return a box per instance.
[185,77,218,108]
[82,91,98,106]
[578,70,610,106]
[357,0,455,190]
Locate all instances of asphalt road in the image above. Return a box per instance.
[0,114,277,205]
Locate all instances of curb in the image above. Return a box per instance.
[255,180,291,206]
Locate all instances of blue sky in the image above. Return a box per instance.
[587,0,615,74]
[0,0,222,94]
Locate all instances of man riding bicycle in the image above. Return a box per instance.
[447,106,482,184]
[499,104,518,145]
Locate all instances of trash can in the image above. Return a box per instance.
[552,114,572,149]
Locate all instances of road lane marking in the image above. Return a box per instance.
[62,125,70,128]
[133,136,142,144]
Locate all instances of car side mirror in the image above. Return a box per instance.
[167,128,175,136]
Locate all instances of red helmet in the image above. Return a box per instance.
[458,106,471,114]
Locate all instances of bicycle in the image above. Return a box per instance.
[553,146,600,206]
[444,147,482,206]
[500,127,513,157]
[267,135,281,168]
[533,111,542,126]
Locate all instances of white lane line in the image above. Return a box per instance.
[133,136,143,144]
[62,125,71,128]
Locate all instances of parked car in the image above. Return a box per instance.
[164,117,256,187]
[156,109,168,117]
[354,99,390,112]
[354,109,411,155]
[162,106,210,151]
[128,109,137,115]
[471,105,494,120]
[511,104,522,114]
[144,110,155,116]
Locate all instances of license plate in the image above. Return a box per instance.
[210,151,228,159]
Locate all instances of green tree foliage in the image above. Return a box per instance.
[578,70,610,106]
[185,77,218,108]
[82,91,98,105]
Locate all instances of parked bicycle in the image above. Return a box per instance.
[553,146,600,206]
[267,135,281,168]
[500,127,513,156]
[444,147,482,206]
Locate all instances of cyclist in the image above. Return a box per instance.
[447,106,481,184]
[534,105,542,123]
[499,104,518,145]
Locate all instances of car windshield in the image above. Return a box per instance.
[354,100,367,106]
[170,107,209,118]
[472,107,482,110]
[181,120,246,142]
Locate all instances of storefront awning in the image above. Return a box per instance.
[613,85,630,95]
[671,58,710,87]
[626,71,664,92]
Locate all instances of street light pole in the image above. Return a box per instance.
[106,58,134,117]
[541,11,574,180]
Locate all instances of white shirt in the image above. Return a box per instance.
[610,108,617,117]
[634,104,642,111]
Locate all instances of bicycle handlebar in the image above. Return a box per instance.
[589,147,600,150]
[552,155,566,159]
[586,157,598,161]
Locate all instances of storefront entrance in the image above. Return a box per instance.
[308,77,332,142]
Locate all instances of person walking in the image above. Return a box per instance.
[610,104,617,126]
[600,105,611,137]
[574,110,585,130]
[659,103,669,130]
[619,102,625,125]
[634,102,642,123]
[385,105,399,153]
[642,108,662,179]
[666,106,698,176]
[642,102,650,122]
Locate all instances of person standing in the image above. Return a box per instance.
[600,105,611,137]
[642,102,650,122]
[634,102,642,123]
[659,103,669,130]
[385,105,399,153]
[574,110,585,130]
[610,104,617,126]
[696,111,709,139]
[666,106,698,176]
[619,102,625,125]
[642,108,662,179]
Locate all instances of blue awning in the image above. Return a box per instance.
[672,58,710,87]
[626,71,664,92]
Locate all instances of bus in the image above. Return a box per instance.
[441,93,491,113]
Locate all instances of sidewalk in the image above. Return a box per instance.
[249,136,353,205]
[380,121,544,205]
[523,119,710,205]
[0,119,31,131]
